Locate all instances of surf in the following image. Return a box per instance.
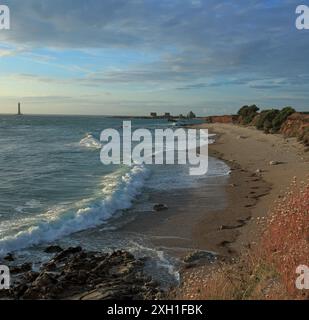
[0,164,150,256]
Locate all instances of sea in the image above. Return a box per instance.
[0,115,230,285]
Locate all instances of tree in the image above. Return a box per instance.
[237,105,259,125]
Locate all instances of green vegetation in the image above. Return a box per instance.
[237,105,259,125]
[255,107,296,133]
[255,109,280,133]
[237,105,296,133]
[272,107,296,132]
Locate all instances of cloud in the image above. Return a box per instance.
[1,0,309,113]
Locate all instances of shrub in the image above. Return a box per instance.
[255,109,280,132]
[238,105,259,125]
[272,107,296,132]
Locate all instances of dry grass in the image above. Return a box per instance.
[175,178,309,300]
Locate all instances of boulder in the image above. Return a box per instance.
[4,253,15,262]
[44,245,63,254]
[10,263,32,274]
[183,250,216,264]
[153,204,168,211]
[269,161,280,166]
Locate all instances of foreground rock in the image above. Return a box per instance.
[44,245,63,254]
[2,247,163,300]
[183,250,217,264]
[153,204,168,211]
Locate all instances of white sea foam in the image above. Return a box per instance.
[15,199,42,213]
[79,134,102,149]
[0,164,150,256]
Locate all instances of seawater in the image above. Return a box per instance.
[0,115,229,285]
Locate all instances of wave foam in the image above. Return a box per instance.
[79,134,102,149]
[0,165,150,256]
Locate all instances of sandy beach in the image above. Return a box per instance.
[195,123,308,255]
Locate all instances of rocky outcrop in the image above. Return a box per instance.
[280,113,309,146]
[2,248,163,300]
[44,245,64,254]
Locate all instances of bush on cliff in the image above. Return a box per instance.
[237,105,259,125]
[255,109,280,133]
[272,107,296,132]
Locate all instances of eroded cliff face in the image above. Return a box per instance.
[280,113,309,145]
[203,115,239,124]
[202,112,309,146]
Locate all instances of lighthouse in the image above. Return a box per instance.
[17,102,22,116]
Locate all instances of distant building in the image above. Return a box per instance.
[164,112,171,118]
[150,112,157,118]
[17,102,22,116]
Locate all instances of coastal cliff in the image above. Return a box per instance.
[203,115,239,124]
[203,110,309,147]
[280,113,309,146]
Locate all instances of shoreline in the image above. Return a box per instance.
[196,123,308,254]
[172,123,308,299]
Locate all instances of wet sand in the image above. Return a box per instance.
[121,174,229,258]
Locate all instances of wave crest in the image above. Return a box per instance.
[79,134,102,149]
[0,165,150,256]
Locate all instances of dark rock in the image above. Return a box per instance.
[24,271,39,282]
[4,253,15,262]
[4,248,161,300]
[44,245,63,254]
[183,250,216,264]
[153,204,168,211]
[10,263,32,274]
[53,246,82,261]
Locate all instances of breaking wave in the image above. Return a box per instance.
[79,134,102,149]
[0,164,150,256]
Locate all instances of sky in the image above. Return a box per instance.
[0,0,309,116]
